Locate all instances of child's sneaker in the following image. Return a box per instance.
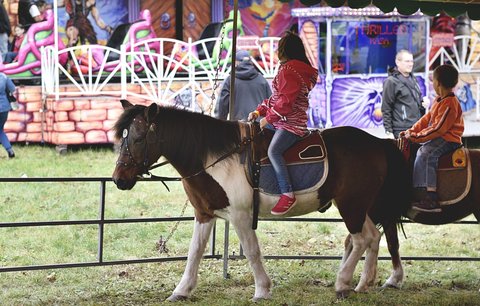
[271,194,297,215]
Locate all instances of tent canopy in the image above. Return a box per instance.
[279,0,480,20]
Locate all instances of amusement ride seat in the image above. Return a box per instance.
[70,9,158,75]
[0,9,67,79]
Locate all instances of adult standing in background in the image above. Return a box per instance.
[0,0,11,61]
[215,50,272,121]
[0,72,16,158]
[381,49,426,139]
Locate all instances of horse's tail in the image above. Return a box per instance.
[373,139,412,226]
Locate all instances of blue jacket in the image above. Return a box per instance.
[0,73,16,113]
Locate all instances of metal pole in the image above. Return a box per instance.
[97,181,106,263]
[223,220,230,279]
[228,0,239,120]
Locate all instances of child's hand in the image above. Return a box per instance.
[422,96,430,109]
[400,131,411,139]
[247,111,259,121]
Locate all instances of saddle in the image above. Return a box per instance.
[436,148,471,205]
[257,128,327,165]
[239,122,329,229]
[399,140,471,205]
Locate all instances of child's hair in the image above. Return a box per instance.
[433,64,458,89]
[16,24,25,32]
[277,31,311,66]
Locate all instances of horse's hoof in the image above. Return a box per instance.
[252,295,271,302]
[166,294,188,302]
[335,289,353,299]
[381,283,401,290]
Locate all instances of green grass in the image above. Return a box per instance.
[0,144,480,305]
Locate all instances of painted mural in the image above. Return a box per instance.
[49,0,129,46]
[226,0,306,37]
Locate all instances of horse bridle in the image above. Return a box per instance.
[115,118,181,191]
[115,118,256,189]
[116,129,149,175]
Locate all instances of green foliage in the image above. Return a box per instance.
[0,145,479,305]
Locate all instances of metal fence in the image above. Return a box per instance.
[0,177,222,273]
[1,177,479,276]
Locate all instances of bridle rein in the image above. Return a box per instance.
[115,117,255,190]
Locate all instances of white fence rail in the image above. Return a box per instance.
[41,35,480,118]
[41,37,281,115]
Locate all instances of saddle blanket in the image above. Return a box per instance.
[259,161,327,195]
[258,130,328,195]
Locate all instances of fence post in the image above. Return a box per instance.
[97,180,106,263]
[223,220,230,279]
[121,44,127,99]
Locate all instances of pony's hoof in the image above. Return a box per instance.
[166,294,188,302]
[252,295,271,302]
[336,289,353,299]
[381,283,401,290]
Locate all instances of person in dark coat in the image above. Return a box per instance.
[215,50,272,121]
[381,49,426,139]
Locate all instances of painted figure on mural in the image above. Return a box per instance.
[58,0,113,47]
[229,0,301,37]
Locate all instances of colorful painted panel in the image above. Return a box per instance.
[142,0,176,40]
[331,20,427,75]
[330,76,426,128]
[49,0,129,46]
[183,0,211,41]
[226,0,306,37]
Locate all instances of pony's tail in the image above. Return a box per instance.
[377,139,412,225]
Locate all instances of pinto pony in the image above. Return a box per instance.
[112,100,413,300]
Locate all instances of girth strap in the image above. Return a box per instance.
[239,122,261,230]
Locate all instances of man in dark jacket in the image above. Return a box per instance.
[381,49,426,138]
[0,0,11,61]
[215,50,272,121]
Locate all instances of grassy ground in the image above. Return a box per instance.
[0,144,479,305]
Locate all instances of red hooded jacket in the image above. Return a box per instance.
[256,59,318,136]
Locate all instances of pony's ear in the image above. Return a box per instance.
[145,103,160,123]
[120,99,133,110]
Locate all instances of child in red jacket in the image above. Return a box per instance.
[248,32,318,215]
[401,64,464,212]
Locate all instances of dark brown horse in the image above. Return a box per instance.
[112,100,415,300]
[375,142,480,292]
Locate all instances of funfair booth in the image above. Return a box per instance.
[2,1,480,148]
[293,6,430,134]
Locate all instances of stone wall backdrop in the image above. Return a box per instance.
[5,84,149,145]
[5,81,217,145]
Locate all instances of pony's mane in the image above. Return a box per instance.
[113,104,146,140]
[154,107,241,169]
[114,104,241,171]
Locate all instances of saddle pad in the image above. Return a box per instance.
[259,160,327,195]
[260,130,326,165]
[437,148,471,205]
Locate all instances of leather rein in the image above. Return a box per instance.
[116,119,255,191]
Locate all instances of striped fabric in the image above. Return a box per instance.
[256,59,318,136]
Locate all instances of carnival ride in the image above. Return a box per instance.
[0,9,68,79]
[8,5,477,137]
[68,9,159,75]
